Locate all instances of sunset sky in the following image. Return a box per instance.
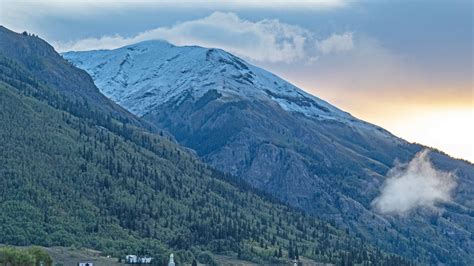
[1,0,472,161]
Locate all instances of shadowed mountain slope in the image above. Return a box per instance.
[64,40,474,264]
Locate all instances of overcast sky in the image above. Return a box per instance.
[1,0,472,161]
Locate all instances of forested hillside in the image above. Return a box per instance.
[0,26,149,129]
[64,39,473,265]
[0,27,411,265]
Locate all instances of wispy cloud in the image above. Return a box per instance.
[317,32,354,54]
[54,12,353,64]
[199,0,348,9]
[372,149,457,215]
[0,0,347,13]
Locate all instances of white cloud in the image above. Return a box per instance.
[53,12,353,64]
[0,0,347,14]
[372,149,457,215]
[317,32,354,54]
[204,0,348,9]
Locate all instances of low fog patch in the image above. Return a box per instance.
[372,149,457,215]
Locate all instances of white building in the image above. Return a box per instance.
[78,262,93,266]
[139,256,153,263]
[125,254,153,264]
[126,255,138,264]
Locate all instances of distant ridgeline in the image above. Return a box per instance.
[0,27,411,265]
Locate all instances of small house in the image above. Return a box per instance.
[126,255,138,264]
[125,254,153,264]
[139,256,153,263]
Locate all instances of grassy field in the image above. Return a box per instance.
[41,246,121,266]
[0,245,332,265]
[0,245,275,265]
[0,245,120,266]
[45,248,263,266]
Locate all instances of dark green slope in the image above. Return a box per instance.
[0,26,149,130]
[0,31,410,265]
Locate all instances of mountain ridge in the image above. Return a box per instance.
[64,39,474,264]
[0,26,415,265]
[63,40,374,123]
[0,26,153,130]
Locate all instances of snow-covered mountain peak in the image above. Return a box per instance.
[63,40,361,124]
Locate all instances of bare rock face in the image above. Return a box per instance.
[64,40,474,264]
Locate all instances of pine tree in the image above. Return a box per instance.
[288,245,294,260]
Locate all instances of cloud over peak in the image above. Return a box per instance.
[54,12,353,63]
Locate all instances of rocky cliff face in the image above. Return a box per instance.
[64,41,474,264]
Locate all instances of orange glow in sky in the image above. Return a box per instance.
[301,85,474,162]
[383,107,473,162]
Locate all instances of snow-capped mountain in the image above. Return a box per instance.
[64,40,345,116]
[63,40,473,264]
[63,40,393,138]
